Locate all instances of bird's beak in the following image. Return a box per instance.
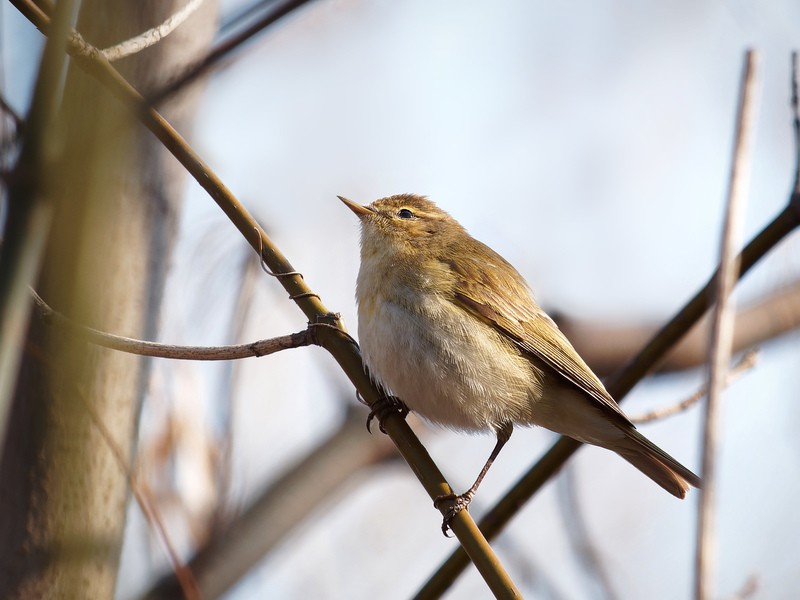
[338,195,374,218]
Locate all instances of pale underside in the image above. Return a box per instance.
[357,269,624,447]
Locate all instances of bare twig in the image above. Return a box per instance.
[146,0,317,106]
[32,289,314,360]
[630,348,758,424]
[100,0,206,62]
[695,49,761,600]
[80,389,201,600]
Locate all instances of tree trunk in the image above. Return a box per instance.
[0,2,216,597]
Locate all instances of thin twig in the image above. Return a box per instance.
[79,389,201,600]
[630,348,758,424]
[32,289,313,360]
[695,49,761,600]
[100,0,206,62]
[146,0,317,106]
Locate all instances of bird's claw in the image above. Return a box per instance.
[366,394,409,434]
[433,492,474,537]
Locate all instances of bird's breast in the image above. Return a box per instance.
[355,269,540,431]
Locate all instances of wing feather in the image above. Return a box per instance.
[448,244,633,428]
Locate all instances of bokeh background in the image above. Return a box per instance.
[4,1,799,598]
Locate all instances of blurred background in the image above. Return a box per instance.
[3,1,799,598]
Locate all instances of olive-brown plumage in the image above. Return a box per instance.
[340,193,700,509]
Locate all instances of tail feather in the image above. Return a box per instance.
[614,428,702,499]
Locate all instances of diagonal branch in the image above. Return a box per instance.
[10,3,522,596]
[556,280,800,375]
[629,348,758,425]
[415,54,800,597]
[146,0,318,105]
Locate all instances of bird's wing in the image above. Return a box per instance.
[449,248,634,428]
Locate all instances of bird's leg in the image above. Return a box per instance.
[434,423,513,536]
[365,390,409,434]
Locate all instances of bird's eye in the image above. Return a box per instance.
[397,208,414,219]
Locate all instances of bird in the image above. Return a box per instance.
[339,193,701,529]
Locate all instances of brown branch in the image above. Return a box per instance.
[416,54,800,597]
[556,280,800,375]
[146,0,318,106]
[630,348,759,424]
[11,2,522,596]
[31,289,313,360]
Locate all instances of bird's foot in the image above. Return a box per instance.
[433,491,474,537]
[366,394,409,434]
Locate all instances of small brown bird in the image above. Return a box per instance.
[340,193,700,526]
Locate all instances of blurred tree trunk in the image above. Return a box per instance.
[0,1,217,597]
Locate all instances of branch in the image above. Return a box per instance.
[11,3,522,596]
[31,289,313,360]
[630,348,758,424]
[146,0,317,105]
[416,53,800,597]
[696,49,761,600]
[555,280,800,375]
[100,0,206,62]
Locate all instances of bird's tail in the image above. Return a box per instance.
[614,428,702,499]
